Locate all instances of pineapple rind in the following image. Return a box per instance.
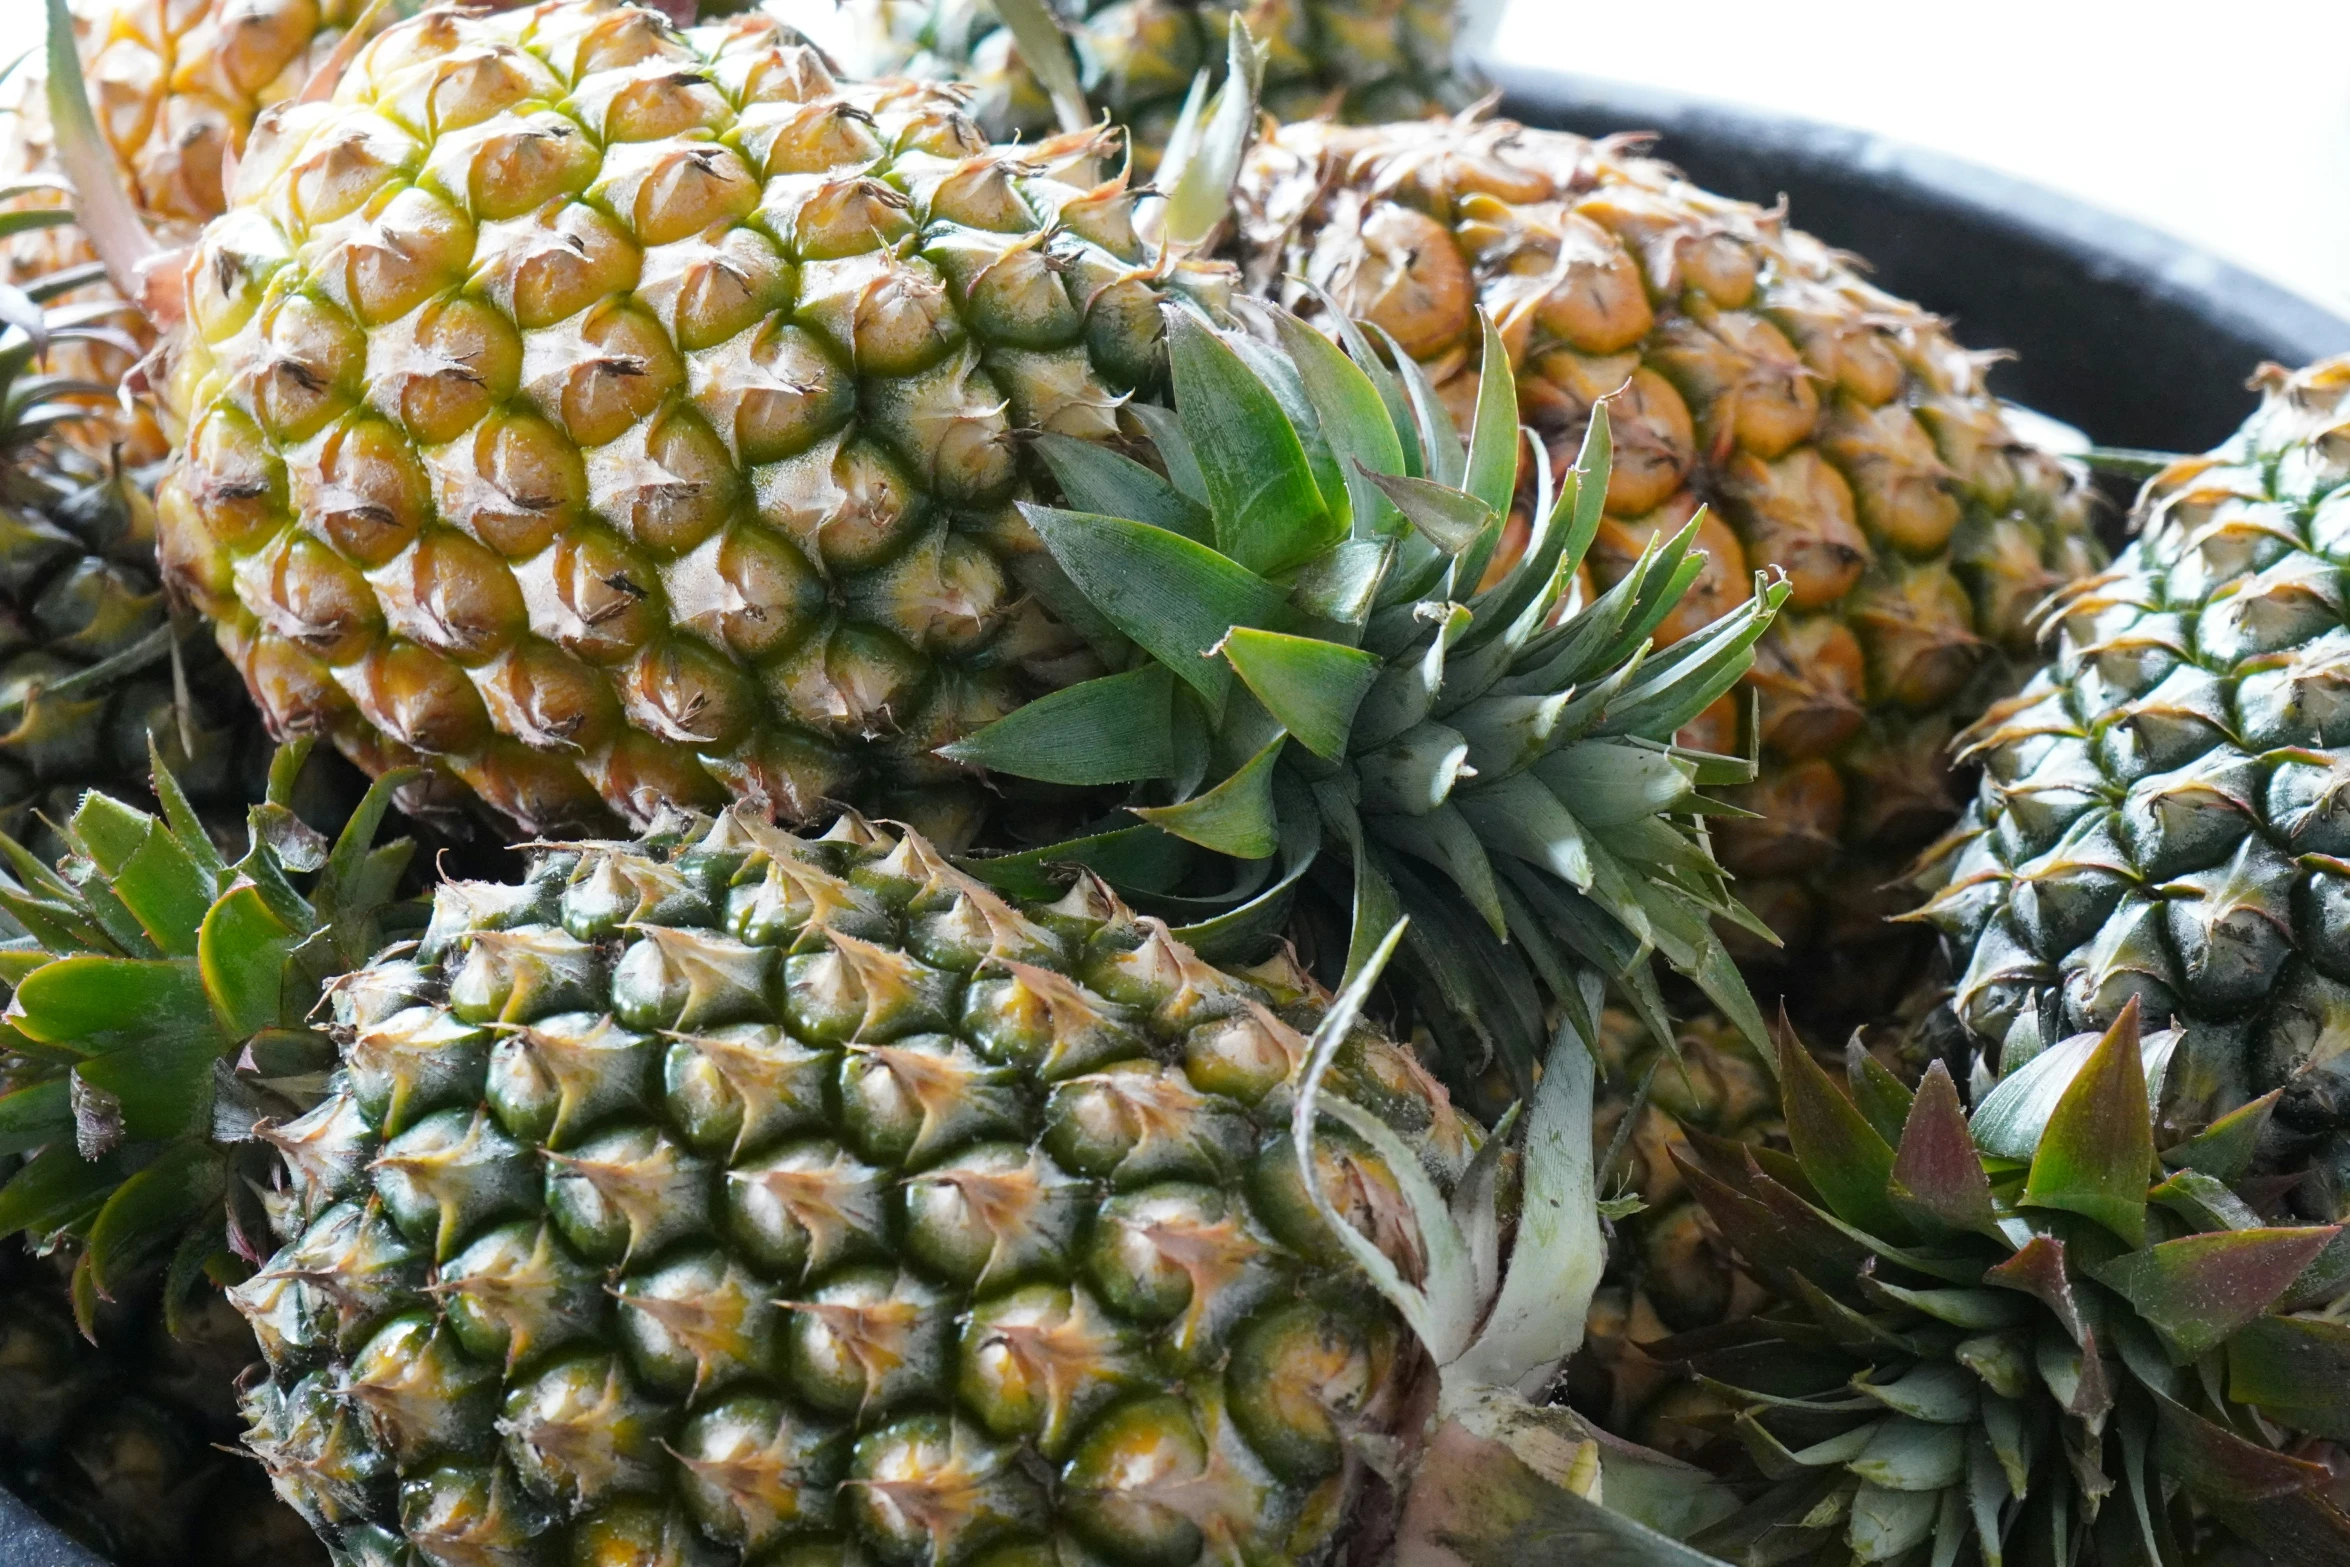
[161,0,1232,841]
[759,0,1470,174]
[237,808,1470,1564]
[1916,356,2350,1217]
[1232,115,2101,989]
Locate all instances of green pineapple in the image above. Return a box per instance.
[759,0,1469,170]
[1912,355,2350,1224]
[1667,1002,2350,1565]
[0,233,268,856]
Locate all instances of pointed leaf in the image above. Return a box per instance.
[1376,325,1465,488]
[1453,312,1522,589]
[1985,1233,2087,1343]
[44,0,158,302]
[1022,505,1287,706]
[1271,308,1406,537]
[1166,313,1336,576]
[2089,1226,2340,1364]
[990,0,1089,133]
[1131,736,1285,859]
[85,1142,224,1298]
[2164,1089,2278,1182]
[197,883,300,1041]
[0,1140,121,1239]
[1847,1042,1914,1147]
[1157,15,1257,249]
[2150,1386,2332,1503]
[1889,1062,1997,1237]
[9,956,215,1053]
[1778,1023,1905,1240]
[1453,1008,1605,1394]
[1366,468,1491,556]
[1033,432,1212,542]
[2226,1315,2350,1437]
[940,667,1176,784]
[1218,628,1378,761]
[2023,999,2153,1245]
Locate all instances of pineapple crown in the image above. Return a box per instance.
[947,301,1790,1082]
[1668,999,2350,1567]
[0,740,414,1322]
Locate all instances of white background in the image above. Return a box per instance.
[7,0,2344,317]
[1485,0,2350,319]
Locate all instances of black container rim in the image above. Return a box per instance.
[1476,60,2350,453]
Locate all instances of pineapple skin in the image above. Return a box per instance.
[1231,116,2102,1010]
[758,0,1469,171]
[234,810,1472,1565]
[0,0,379,463]
[1914,356,2350,1222]
[160,0,1231,842]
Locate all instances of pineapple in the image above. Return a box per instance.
[0,235,272,856]
[1666,1003,2350,1564]
[0,0,382,461]
[1230,114,2102,1015]
[1576,1007,1777,1457]
[1913,355,2350,1225]
[157,0,1232,844]
[760,0,1469,171]
[225,805,1487,1564]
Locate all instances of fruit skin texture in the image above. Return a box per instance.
[160,0,1227,842]
[235,808,1474,1565]
[1232,114,2100,1004]
[0,0,378,461]
[1914,357,2350,1221]
[760,0,1468,172]
[0,252,276,854]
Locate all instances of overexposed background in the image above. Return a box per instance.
[4,0,2342,318]
[1484,0,2350,319]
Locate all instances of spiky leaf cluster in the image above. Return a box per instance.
[1667,1001,2350,1567]
[950,303,1789,1080]
[0,740,414,1316]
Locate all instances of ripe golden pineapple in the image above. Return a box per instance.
[0,0,379,461]
[763,0,1467,169]
[1232,115,2101,1008]
[158,0,1229,841]
[233,808,1477,1564]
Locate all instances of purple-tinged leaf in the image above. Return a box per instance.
[2149,1386,2332,1503]
[1788,1271,1915,1355]
[2147,1167,2262,1234]
[1778,1021,1906,1241]
[2161,1089,2278,1182]
[2023,998,2154,1245]
[2035,1324,2114,1425]
[2088,1226,2340,1364]
[1987,1233,2086,1342]
[2225,1315,2350,1439]
[1890,1062,1998,1238]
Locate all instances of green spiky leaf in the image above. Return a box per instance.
[1218,629,1379,761]
[2022,1001,2155,1246]
[941,667,1177,784]
[1021,506,1287,707]
[1776,1023,1905,1241]
[2091,1227,2341,1364]
[1166,313,1337,576]
[1131,736,1285,858]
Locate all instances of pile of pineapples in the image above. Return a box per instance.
[0,0,2339,1563]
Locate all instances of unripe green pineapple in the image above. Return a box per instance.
[157,0,1231,843]
[0,254,270,856]
[233,807,1478,1564]
[1915,355,2350,1223]
[760,0,1468,170]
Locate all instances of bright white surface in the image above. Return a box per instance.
[4,0,2340,315]
[1490,0,2350,316]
